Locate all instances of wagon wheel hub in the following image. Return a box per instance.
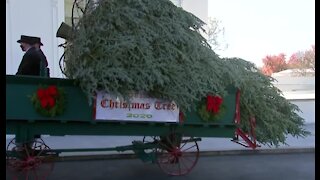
[171,148,182,157]
[157,133,199,176]
[24,156,41,169]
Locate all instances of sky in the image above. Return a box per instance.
[208,0,315,67]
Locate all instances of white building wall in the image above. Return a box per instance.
[181,0,209,24]
[272,75,315,124]
[290,100,315,124]
[6,0,65,78]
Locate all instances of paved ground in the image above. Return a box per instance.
[6,123,314,156]
[6,152,315,180]
[5,123,315,179]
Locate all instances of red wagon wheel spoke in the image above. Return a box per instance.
[156,133,199,176]
[182,144,197,152]
[24,143,32,158]
[179,140,188,150]
[6,138,55,180]
[158,141,173,152]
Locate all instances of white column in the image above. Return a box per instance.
[6,0,14,74]
[6,0,65,78]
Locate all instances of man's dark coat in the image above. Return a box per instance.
[37,49,50,77]
[16,47,42,76]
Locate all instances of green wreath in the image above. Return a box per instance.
[30,85,66,117]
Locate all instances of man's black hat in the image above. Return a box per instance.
[32,37,44,46]
[17,35,43,46]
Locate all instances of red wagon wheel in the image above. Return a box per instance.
[6,138,55,180]
[156,133,199,176]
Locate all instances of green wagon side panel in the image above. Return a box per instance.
[6,75,93,122]
[183,86,237,125]
[6,75,237,143]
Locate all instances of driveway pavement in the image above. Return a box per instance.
[6,123,314,156]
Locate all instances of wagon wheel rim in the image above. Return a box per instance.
[6,138,55,180]
[156,133,199,176]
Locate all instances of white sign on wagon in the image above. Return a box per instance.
[94,91,179,122]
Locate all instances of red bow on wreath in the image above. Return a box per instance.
[37,85,58,109]
[206,95,223,114]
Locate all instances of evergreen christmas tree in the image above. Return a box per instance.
[63,0,309,146]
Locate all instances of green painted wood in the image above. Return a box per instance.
[6,75,93,122]
[6,75,237,143]
[6,121,235,138]
[183,86,237,125]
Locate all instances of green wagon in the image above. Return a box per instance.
[6,75,258,178]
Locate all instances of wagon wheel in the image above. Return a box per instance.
[156,133,199,176]
[71,0,86,28]
[6,138,55,180]
[71,0,98,28]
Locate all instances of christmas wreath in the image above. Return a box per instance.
[30,85,66,117]
[198,95,226,122]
